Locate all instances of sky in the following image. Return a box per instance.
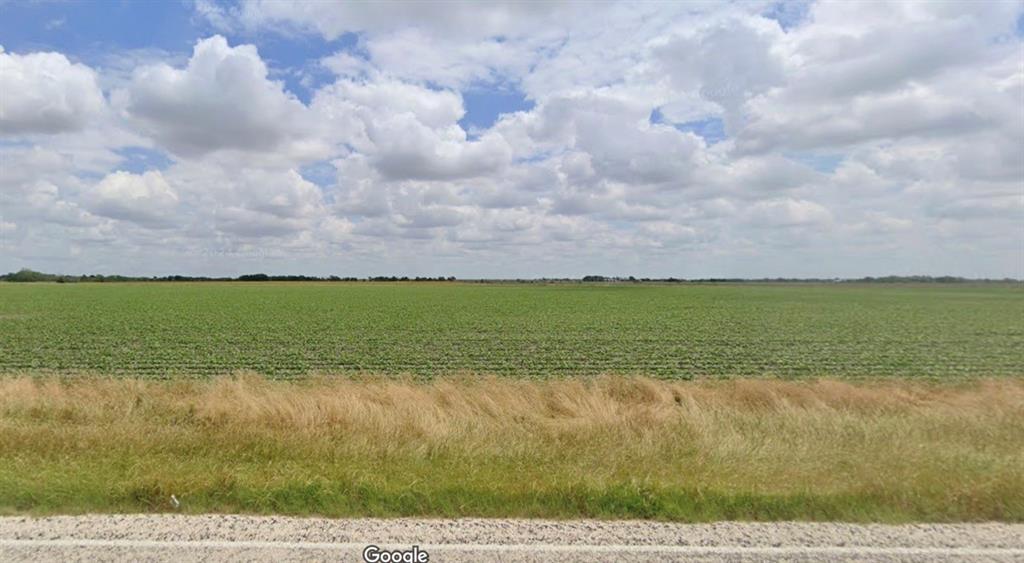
[0,0,1022,279]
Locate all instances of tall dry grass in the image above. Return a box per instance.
[1,374,1022,521]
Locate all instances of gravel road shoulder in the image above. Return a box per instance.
[2,515,1022,562]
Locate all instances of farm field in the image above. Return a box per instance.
[2,282,1022,522]
[0,282,1021,378]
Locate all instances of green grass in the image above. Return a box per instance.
[0,282,1021,378]
[2,376,1022,521]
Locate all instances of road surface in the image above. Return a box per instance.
[1,515,1022,562]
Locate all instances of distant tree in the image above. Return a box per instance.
[3,269,57,282]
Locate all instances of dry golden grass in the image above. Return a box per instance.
[1,374,1022,521]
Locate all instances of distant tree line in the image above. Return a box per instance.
[0,269,460,283]
[476,275,1021,284]
[1,268,1018,284]
[573,275,1021,284]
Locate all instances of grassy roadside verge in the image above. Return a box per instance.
[1,374,1022,522]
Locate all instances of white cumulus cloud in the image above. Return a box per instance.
[0,49,105,135]
[119,36,318,158]
[86,170,179,228]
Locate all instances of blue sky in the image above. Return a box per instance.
[1,1,1021,278]
[0,2,198,59]
[460,88,534,134]
[0,1,529,126]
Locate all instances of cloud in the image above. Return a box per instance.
[211,1,589,91]
[746,199,833,228]
[368,119,510,181]
[155,160,332,243]
[732,2,1021,154]
[0,49,105,135]
[213,206,309,237]
[119,36,317,158]
[11,180,97,228]
[315,78,465,131]
[357,29,541,89]
[738,84,993,154]
[86,171,179,228]
[4,1,1023,278]
[225,0,572,40]
[495,93,703,187]
[312,78,511,180]
[655,17,786,116]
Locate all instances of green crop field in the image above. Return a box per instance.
[1,282,1021,378]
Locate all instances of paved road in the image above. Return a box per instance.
[1,515,1022,562]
